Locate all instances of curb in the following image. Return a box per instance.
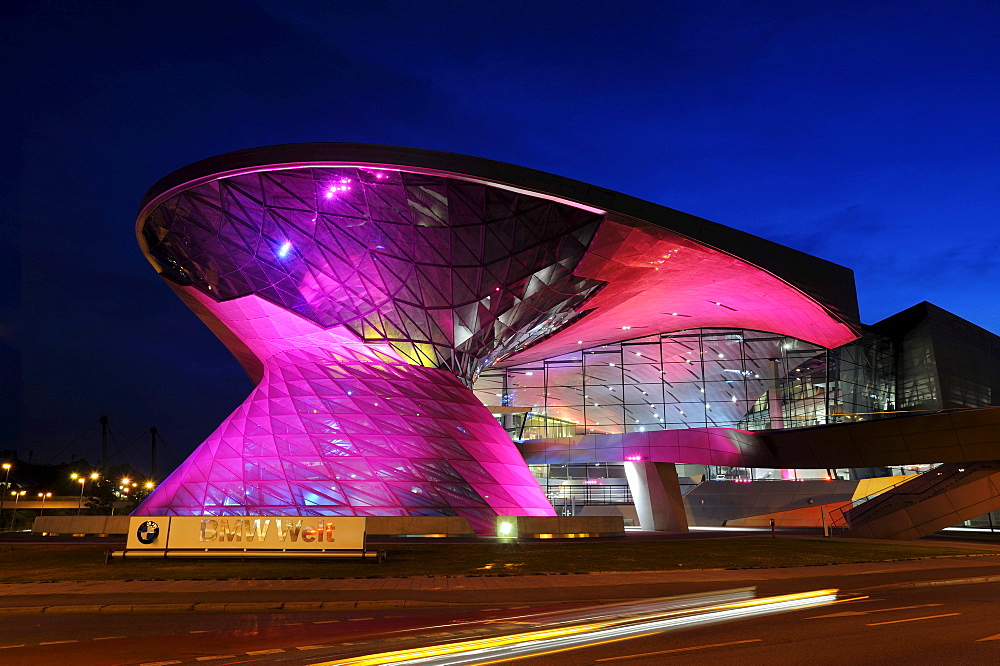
[0,598,492,616]
[852,574,1000,592]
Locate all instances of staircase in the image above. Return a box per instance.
[829,461,1000,540]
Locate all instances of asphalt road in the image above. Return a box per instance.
[514,583,1000,665]
[0,603,562,665]
[1,580,997,665]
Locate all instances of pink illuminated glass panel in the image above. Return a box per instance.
[135,291,554,534]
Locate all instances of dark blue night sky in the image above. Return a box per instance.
[5,1,999,473]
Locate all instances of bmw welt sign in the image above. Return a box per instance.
[126,516,366,551]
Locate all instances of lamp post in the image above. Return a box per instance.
[76,478,86,514]
[71,472,99,515]
[0,462,11,526]
[71,472,80,512]
[37,492,52,516]
[9,490,26,530]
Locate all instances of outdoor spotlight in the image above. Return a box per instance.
[496,517,518,538]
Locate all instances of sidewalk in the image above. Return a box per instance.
[1,550,998,615]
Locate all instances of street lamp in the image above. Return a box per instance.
[0,462,11,525]
[76,478,86,515]
[37,492,52,516]
[72,472,99,515]
[9,490,26,530]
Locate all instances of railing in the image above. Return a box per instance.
[826,472,929,528]
[828,461,1000,529]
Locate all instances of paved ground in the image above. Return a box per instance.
[0,561,998,665]
[513,582,1000,666]
[1,539,998,613]
[0,534,997,664]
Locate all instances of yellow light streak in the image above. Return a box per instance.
[314,589,839,666]
[473,630,664,666]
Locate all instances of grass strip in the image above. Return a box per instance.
[0,538,992,583]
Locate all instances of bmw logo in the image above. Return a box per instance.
[136,520,160,544]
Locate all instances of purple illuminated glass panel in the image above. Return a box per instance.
[141,168,604,383]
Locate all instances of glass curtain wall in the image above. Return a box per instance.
[473,328,894,440]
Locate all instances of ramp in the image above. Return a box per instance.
[835,461,1000,539]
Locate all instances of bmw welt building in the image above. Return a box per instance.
[134,145,1000,538]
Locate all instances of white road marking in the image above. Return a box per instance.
[867,613,961,626]
[196,656,237,661]
[190,630,209,633]
[976,633,1000,642]
[869,604,942,614]
[807,603,943,619]
[596,639,763,661]
[93,636,127,641]
[284,622,303,625]
[39,640,78,645]
[313,619,340,624]
[296,645,333,650]
[140,661,183,666]
[246,648,285,654]
[0,645,26,650]
[347,617,373,621]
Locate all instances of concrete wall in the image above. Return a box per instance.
[365,516,474,536]
[683,480,859,527]
[624,461,688,532]
[579,504,639,526]
[724,502,851,528]
[847,468,1000,540]
[502,515,625,538]
[520,407,1000,472]
[766,406,1000,468]
[33,515,131,535]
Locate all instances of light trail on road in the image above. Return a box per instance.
[314,588,840,666]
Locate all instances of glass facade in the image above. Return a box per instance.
[874,302,1000,411]
[474,327,895,440]
[529,463,633,515]
[133,146,998,533]
[141,167,604,383]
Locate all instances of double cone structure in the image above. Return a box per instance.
[135,144,859,534]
